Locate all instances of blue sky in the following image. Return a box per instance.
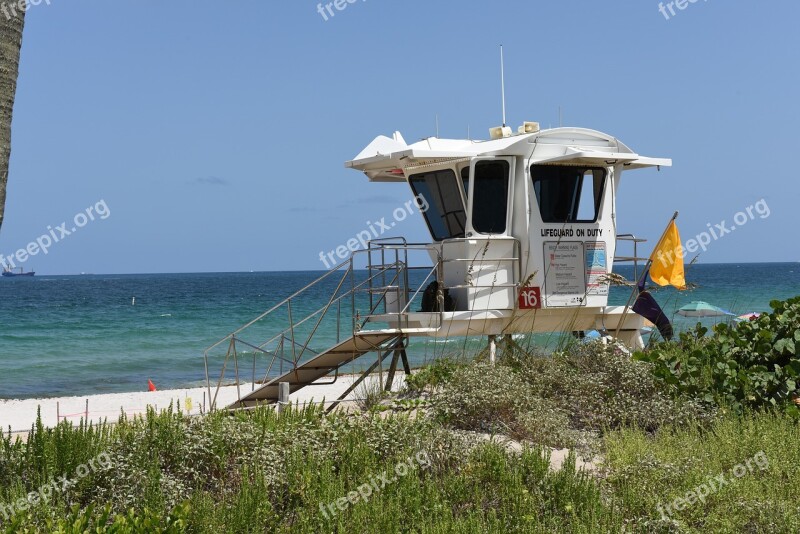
[1,0,798,274]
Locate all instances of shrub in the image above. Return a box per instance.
[404,357,461,394]
[635,296,800,413]
[509,341,715,433]
[431,363,574,447]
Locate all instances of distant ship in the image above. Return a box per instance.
[2,267,35,277]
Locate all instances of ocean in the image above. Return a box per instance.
[1,263,798,400]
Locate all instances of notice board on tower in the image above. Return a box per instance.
[543,241,587,307]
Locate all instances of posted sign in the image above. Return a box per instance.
[518,287,542,310]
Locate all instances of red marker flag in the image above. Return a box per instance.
[148,379,157,392]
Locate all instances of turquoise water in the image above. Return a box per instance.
[0,264,797,399]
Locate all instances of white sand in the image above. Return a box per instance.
[0,373,405,435]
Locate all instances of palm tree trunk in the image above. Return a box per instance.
[0,1,25,232]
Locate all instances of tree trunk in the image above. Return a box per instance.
[0,1,25,232]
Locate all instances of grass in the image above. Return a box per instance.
[0,405,621,532]
[5,404,798,532]
[0,391,786,534]
[603,410,800,532]
[354,378,389,412]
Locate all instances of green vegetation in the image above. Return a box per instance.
[432,362,575,447]
[1,296,799,533]
[2,406,617,532]
[635,296,800,414]
[604,410,800,532]
[403,357,461,394]
[430,341,715,454]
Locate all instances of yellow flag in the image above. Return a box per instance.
[649,220,686,290]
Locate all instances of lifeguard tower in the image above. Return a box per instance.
[203,123,670,410]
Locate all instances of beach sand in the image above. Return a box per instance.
[0,373,405,436]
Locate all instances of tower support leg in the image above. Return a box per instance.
[385,337,407,392]
[326,347,394,413]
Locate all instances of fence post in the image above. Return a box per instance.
[278,382,290,413]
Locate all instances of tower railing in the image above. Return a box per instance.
[614,234,648,282]
[202,241,442,410]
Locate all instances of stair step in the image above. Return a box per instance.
[230,332,401,408]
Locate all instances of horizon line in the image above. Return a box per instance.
[8,261,799,277]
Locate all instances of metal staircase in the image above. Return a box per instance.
[230,332,402,408]
[203,240,441,411]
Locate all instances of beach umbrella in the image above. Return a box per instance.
[676,301,733,318]
[735,312,762,322]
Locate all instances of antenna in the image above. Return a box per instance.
[435,114,439,138]
[559,106,562,127]
[500,45,507,127]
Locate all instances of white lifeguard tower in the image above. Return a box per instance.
[203,123,670,410]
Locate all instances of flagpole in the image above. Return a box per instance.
[614,211,679,340]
